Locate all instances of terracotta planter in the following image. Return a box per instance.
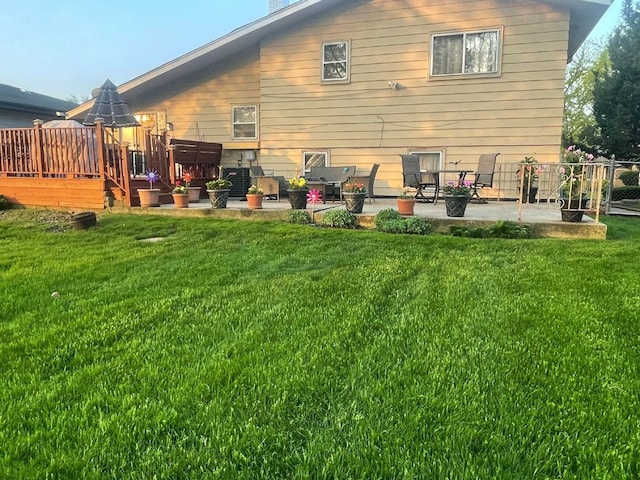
[287,189,308,209]
[207,189,231,209]
[246,194,264,210]
[343,192,366,214]
[138,188,160,208]
[188,186,201,203]
[397,197,416,216]
[444,194,469,217]
[172,193,189,208]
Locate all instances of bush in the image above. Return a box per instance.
[618,170,640,186]
[0,195,10,210]
[611,186,640,201]
[450,221,534,239]
[404,217,432,235]
[320,209,356,228]
[374,209,431,235]
[287,209,311,224]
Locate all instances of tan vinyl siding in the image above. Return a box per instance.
[258,0,569,194]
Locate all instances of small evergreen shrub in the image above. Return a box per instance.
[374,209,403,230]
[619,170,640,186]
[611,186,640,201]
[320,209,356,228]
[404,217,432,235]
[288,209,311,224]
[374,209,431,235]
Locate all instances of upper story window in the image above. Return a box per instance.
[322,41,350,82]
[431,29,500,77]
[232,105,257,139]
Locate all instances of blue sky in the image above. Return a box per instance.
[0,0,621,101]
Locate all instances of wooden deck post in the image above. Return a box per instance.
[32,119,45,177]
[120,142,132,207]
[169,144,176,184]
[94,118,106,179]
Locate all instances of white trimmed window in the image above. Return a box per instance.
[410,151,443,172]
[322,41,349,82]
[431,29,500,76]
[232,105,258,139]
[303,151,329,173]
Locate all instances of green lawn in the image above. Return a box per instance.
[1,210,639,479]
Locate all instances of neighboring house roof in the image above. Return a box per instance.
[0,83,77,117]
[67,0,611,119]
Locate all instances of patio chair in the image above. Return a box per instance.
[469,153,500,203]
[348,163,379,203]
[249,166,286,201]
[400,154,438,203]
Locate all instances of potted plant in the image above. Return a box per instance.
[246,184,264,210]
[559,145,594,222]
[287,177,309,209]
[396,188,416,216]
[172,181,189,208]
[182,171,201,203]
[206,177,233,209]
[138,170,161,208]
[342,182,367,214]
[516,156,542,204]
[442,178,472,217]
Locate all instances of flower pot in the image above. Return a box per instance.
[287,189,308,209]
[138,188,160,208]
[521,186,538,204]
[397,197,416,216]
[207,189,231,209]
[246,193,264,210]
[444,194,469,217]
[343,192,366,214]
[172,193,189,208]
[70,211,97,230]
[560,196,589,222]
[188,186,201,203]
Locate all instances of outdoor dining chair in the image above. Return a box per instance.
[400,154,438,203]
[470,153,500,203]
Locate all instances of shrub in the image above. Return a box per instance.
[404,217,432,235]
[374,209,402,230]
[0,194,10,210]
[618,170,640,186]
[374,209,431,235]
[320,209,356,228]
[287,209,311,224]
[450,221,534,239]
[611,186,640,201]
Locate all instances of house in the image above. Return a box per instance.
[0,84,76,128]
[68,0,611,197]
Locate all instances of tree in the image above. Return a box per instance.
[593,0,640,160]
[66,94,90,105]
[563,39,609,150]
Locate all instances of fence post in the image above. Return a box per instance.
[605,156,616,215]
[32,119,45,177]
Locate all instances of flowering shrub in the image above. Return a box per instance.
[343,182,366,193]
[560,146,594,198]
[516,156,544,184]
[288,177,308,190]
[247,184,263,195]
[442,178,472,196]
[172,180,188,194]
[145,170,160,189]
[206,178,233,190]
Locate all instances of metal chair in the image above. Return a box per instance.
[348,163,379,203]
[469,153,500,203]
[400,154,438,203]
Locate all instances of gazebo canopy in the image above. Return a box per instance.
[83,79,139,128]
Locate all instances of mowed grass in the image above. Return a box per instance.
[1,210,639,479]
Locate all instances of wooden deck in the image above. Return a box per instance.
[0,120,222,209]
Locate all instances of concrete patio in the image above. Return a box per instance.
[118,195,608,239]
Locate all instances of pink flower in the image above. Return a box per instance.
[567,145,575,151]
[307,189,322,204]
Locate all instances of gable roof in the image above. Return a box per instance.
[0,83,77,117]
[67,0,611,119]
